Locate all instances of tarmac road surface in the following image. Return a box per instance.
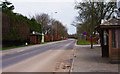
[2,39,75,72]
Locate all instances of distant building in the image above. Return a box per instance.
[30,32,41,44]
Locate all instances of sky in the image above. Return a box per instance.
[2,0,120,34]
[6,0,80,34]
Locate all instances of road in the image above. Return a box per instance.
[2,39,75,72]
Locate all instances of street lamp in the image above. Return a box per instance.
[50,12,58,41]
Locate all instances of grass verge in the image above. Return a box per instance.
[77,40,90,45]
[1,45,29,50]
[1,42,49,50]
[77,40,96,45]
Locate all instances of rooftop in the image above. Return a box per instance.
[96,18,120,30]
[100,18,120,26]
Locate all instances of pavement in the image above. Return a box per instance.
[72,44,119,72]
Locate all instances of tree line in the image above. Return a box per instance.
[2,0,68,47]
[35,13,68,41]
[73,1,116,36]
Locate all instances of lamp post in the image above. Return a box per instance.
[51,12,58,41]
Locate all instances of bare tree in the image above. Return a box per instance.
[35,13,50,34]
[74,1,116,35]
[51,19,68,39]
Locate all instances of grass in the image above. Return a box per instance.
[77,40,91,45]
[1,42,49,50]
[77,39,97,45]
[1,45,28,50]
[41,42,48,44]
[1,44,36,50]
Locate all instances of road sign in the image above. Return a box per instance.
[83,32,87,35]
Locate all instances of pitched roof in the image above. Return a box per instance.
[95,18,120,30]
[100,18,120,26]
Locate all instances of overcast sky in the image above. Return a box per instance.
[4,0,120,34]
[7,0,79,34]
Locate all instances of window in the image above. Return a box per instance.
[118,30,120,48]
[112,30,116,48]
[103,31,107,45]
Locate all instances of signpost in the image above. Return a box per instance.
[83,32,87,40]
[90,35,93,49]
